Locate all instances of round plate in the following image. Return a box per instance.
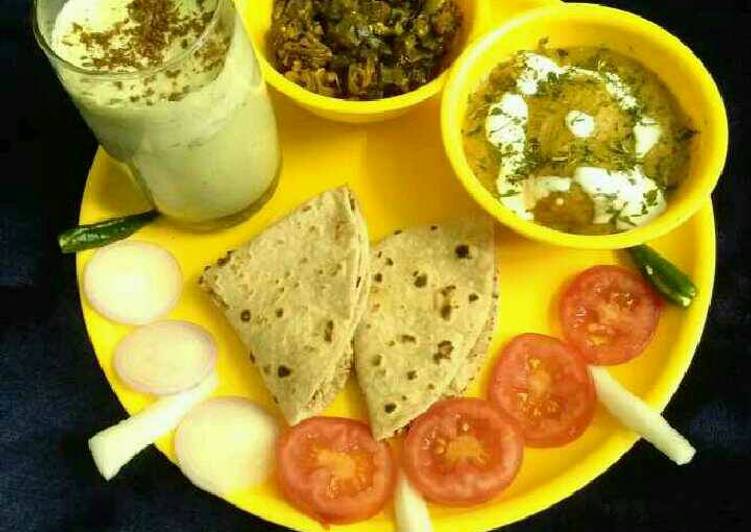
[76,5,715,532]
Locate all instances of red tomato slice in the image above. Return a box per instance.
[276,417,396,524]
[488,333,596,447]
[403,398,523,506]
[560,265,662,365]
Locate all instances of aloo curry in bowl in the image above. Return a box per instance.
[462,43,695,235]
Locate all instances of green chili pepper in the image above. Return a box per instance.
[628,244,697,308]
[58,210,158,254]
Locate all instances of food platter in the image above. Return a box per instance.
[70,0,724,530]
[76,1,716,530]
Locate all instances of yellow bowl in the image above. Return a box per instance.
[242,0,488,123]
[441,2,728,249]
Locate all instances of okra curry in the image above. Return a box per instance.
[463,44,696,235]
[269,0,462,100]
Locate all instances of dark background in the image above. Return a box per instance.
[1,0,749,530]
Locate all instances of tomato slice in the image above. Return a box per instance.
[560,265,662,365]
[403,398,523,506]
[276,417,396,524]
[488,333,596,447]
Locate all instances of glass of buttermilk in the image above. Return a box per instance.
[33,0,281,226]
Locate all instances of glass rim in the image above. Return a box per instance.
[31,0,228,80]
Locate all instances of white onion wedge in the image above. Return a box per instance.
[395,472,433,532]
[590,366,696,465]
[84,241,182,325]
[175,397,278,496]
[114,320,217,395]
[89,372,218,480]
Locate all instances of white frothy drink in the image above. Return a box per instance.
[46,0,280,224]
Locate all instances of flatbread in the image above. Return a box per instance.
[200,187,369,425]
[354,218,497,440]
[445,269,499,397]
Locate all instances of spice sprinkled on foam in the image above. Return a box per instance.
[53,0,217,71]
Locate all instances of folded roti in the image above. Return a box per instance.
[200,187,370,425]
[354,218,497,440]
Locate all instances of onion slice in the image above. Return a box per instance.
[175,397,279,496]
[590,366,696,465]
[84,241,182,325]
[89,372,218,480]
[395,471,433,532]
[114,320,217,395]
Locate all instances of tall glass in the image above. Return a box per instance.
[33,0,281,227]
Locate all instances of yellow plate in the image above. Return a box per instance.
[77,2,715,531]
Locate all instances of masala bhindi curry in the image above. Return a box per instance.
[269,0,462,100]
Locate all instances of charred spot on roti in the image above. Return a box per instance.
[414,273,428,287]
[275,308,284,318]
[349,196,356,211]
[203,265,211,272]
[440,285,456,297]
[430,225,438,231]
[377,251,383,259]
[384,403,397,414]
[249,352,255,363]
[356,276,362,288]
[407,370,417,380]
[428,383,436,390]
[437,285,456,320]
[455,244,471,259]
[216,252,232,266]
[385,257,394,266]
[272,395,279,404]
[301,204,311,212]
[263,364,271,375]
[324,320,334,342]
[433,340,454,364]
[394,229,403,235]
[374,272,383,283]
[387,340,396,346]
[278,365,292,378]
[399,334,417,343]
[334,221,347,240]
[372,355,382,366]
[401,395,408,401]
[240,310,251,322]
[300,257,308,264]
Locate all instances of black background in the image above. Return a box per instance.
[1,1,749,530]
